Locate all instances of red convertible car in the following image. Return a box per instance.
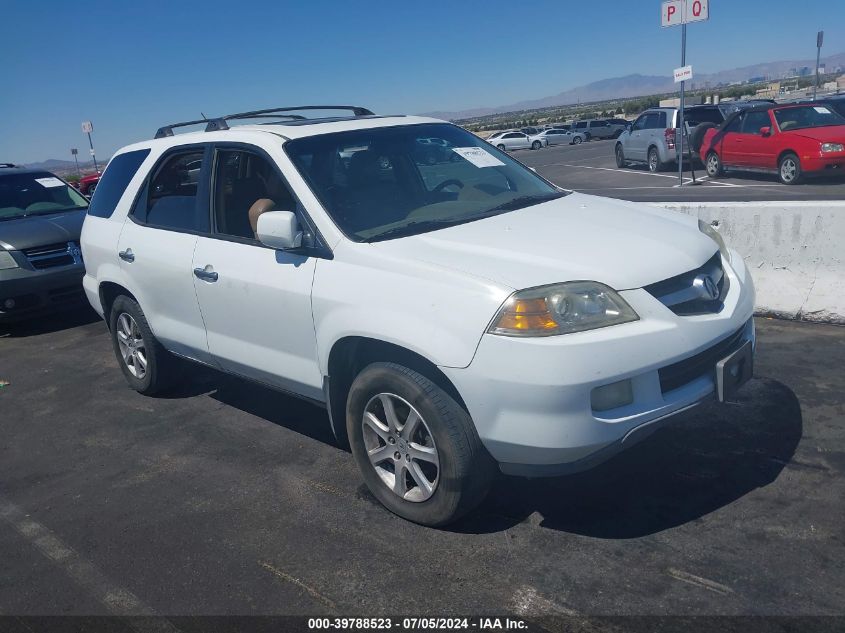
[77,171,100,196]
[701,103,845,184]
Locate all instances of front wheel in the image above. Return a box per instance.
[705,151,724,177]
[531,140,542,150]
[347,362,494,527]
[779,153,802,185]
[615,144,627,168]
[109,295,181,395]
[497,144,507,151]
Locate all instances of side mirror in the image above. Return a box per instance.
[760,126,771,137]
[256,211,303,250]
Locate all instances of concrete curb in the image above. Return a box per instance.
[655,201,845,325]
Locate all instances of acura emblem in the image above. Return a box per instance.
[693,274,719,300]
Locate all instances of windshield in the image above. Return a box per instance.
[0,172,88,221]
[285,123,565,242]
[774,105,845,131]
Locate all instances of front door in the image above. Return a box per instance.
[737,110,778,170]
[190,146,323,400]
[117,146,213,363]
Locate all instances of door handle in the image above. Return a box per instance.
[118,249,134,262]
[193,267,218,282]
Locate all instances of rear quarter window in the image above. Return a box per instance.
[87,149,151,218]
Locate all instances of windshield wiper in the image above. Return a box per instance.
[482,192,566,214]
[362,218,471,242]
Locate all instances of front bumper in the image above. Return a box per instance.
[442,251,756,477]
[0,262,86,322]
[803,154,845,175]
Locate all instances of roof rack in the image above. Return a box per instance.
[154,105,375,139]
[0,163,17,168]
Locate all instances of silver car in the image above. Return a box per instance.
[534,128,586,146]
[487,131,547,151]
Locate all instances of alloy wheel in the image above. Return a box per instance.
[116,313,147,379]
[362,393,439,502]
[706,153,720,176]
[781,157,797,183]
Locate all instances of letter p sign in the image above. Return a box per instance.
[661,0,684,27]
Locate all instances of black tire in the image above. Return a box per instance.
[347,362,495,527]
[648,146,664,173]
[705,151,724,178]
[573,136,582,145]
[531,140,542,150]
[108,295,181,395]
[778,152,802,185]
[690,122,716,154]
[497,144,507,151]
[615,144,627,168]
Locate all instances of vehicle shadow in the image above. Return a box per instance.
[452,377,802,538]
[0,304,100,339]
[165,363,339,448]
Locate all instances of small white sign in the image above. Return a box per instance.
[81,121,93,133]
[814,106,832,114]
[35,177,66,188]
[452,147,505,168]
[674,65,694,83]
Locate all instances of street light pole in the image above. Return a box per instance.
[814,30,824,101]
[678,22,686,186]
[87,131,99,173]
[71,148,80,179]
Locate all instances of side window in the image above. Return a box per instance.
[656,112,668,128]
[213,149,297,240]
[742,111,772,134]
[632,115,647,131]
[723,114,744,134]
[643,113,662,129]
[134,150,208,232]
[87,149,150,218]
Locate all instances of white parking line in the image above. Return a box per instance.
[548,163,697,181]
[0,497,180,630]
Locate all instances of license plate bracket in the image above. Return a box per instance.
[715,340,753,403]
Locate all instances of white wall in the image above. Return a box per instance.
[656,201,845,324]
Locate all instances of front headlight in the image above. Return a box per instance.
[698,219,731,263]
[0,250,19,271]
[488,281,639,337]
[821,143,844,153]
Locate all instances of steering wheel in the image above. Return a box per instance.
[432,179,464,193]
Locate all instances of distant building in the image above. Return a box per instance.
[838,75,845,91]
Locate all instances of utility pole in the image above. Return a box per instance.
[81,121,99,173]
[70,148,81,179]
[814,30,824,100]
[678,22,687,186]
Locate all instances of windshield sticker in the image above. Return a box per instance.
[452,147,505,168]
[814,107,832,114]
[34,177,66,188]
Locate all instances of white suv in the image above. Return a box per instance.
[81,105,756,526]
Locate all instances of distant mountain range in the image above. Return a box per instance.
[23,158,105,175]
[424,52,845,120]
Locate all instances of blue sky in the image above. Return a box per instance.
[1,0,842,164]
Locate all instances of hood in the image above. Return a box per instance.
[0,210,86,251]
[370,193,718,291]
[785,125,845,143]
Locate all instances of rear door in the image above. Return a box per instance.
[625,114,649,160]
[718,114,747,167]
[503,132,530,150]
[117,145,214,363]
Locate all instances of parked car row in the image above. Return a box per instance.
[613,100,845,184]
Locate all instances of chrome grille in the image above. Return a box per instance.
[23,242,82,270]
[644,252,728,316]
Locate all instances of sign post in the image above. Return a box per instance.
[70,148,80,179]
[81,121,99,173]
[661,0,709,186]
[814,30,824,100]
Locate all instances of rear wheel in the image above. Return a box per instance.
[573,136,582,145]
[531,140,542,150]
[347,362,494,527]
[705,151,724,177]
[109,295,181,395]
[778,153,802,185]
[615,144,627,168]
[648,146,663,172]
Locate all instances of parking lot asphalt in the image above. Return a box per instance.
[1,308,844,621]
[516,139,845,202]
